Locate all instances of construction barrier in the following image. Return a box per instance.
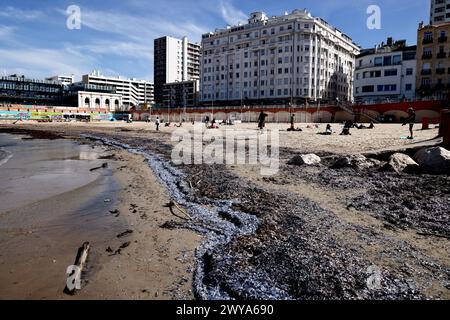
[422,117,430,130]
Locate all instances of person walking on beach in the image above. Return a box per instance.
[290,114,295,130]
[258,112,268,130]
[155,117,160,131]
[402,108,416,139]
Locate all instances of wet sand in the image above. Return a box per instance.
[0,131,200,300]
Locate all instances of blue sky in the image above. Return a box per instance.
[0,0,429,82]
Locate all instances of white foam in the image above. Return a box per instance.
[0,148,13,167]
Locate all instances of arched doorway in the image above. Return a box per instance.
[84,97,90,108]
[114,100,119,111]
[105,99,110,110]
[95,98,100,109]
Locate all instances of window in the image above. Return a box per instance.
[384,69,398,76]
[405,84,412,91]
[384,84,397,91]
[383,56,392,66]
[362,85,374,93]
[393,55,401,65]
[374,57,382,66]
[406,68,413,76]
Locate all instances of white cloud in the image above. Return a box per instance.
[0,25,15,41]
[74,8,207,43]
[219,0,248,26]
[0,6,44,21]
[72,41,154,62]
[0,47,96,80]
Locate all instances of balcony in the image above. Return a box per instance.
[422,53,432,60]
[436,68,446,75]
[422,38,434,44]
[421,69,432,75]
[438,36,448,43]
[437,52,447,59]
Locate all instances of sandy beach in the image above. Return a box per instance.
[0,130,200,300]
[0,120,448,300]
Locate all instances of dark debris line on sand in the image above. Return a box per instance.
[0,127,64,140]
[81,134,261,300]
[79,133,449,300]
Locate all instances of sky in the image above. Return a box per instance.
[0,0,430,82]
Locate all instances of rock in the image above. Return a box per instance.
[414,147,450,174]
[332,154,377,170]
[288,154,321,166]
[383,153,419,174]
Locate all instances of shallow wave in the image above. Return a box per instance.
[0,148,13,167]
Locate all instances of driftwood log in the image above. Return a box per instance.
[165,200,192,220]
[64,242,90,295]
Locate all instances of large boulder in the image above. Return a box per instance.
[332,154,380,170]
[413,147,450,175]
[383,153,419,174]
[288,154,321,166]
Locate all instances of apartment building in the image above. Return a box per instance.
[46,75,75,86]
[199,10,360,106]
[354,38,417,103]
[416,22,450,99]
[154,36,201,104]
[430,0,450,25]
[82,71,154,110]
[162,80,199,109]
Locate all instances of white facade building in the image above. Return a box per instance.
[430,0,450,25]
[200,10,360,105]
[82,71,154,110]
[46,75,75,86]
[154,36,201,104]
[354,40,417,104]
[77,91,123,111]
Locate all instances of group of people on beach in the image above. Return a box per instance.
[149,107,417,140]
[257,107,416,139]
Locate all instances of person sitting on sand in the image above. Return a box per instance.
[208,118,219,129]
[340,120,353,135]
[318,124,333,135]
[402,108,416,139]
